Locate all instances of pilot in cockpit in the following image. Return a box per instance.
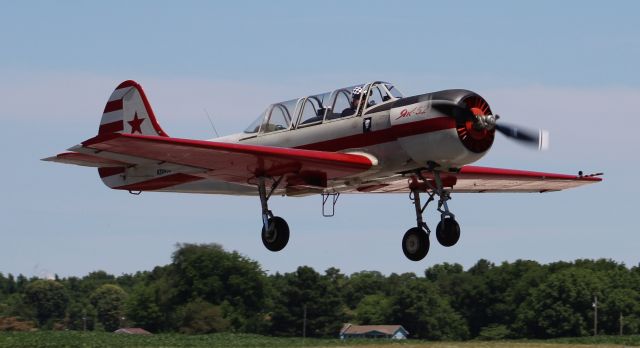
[340,86,367,118]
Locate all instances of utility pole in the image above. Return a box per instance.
[592,295,598,336]
[619,312,624,336]
[82,309,87,332]
[302,304,307,344]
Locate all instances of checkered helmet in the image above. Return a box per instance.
[352,86,364,96]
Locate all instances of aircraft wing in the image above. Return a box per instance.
[351,165,602,193]
[45,133,375,188]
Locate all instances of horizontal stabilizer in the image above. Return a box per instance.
[42,152,129,168]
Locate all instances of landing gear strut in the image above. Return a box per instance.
[258,177,289,252]
[402,168,461,261]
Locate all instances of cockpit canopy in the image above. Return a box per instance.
[244,81,403,134]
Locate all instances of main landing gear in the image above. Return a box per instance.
[401,169,461,261]
[258,177,289,252]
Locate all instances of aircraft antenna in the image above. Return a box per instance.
[203,108,220,138]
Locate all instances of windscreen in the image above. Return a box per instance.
[244,110,266,133]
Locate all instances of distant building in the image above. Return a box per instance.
[114,327,152,335]
[340,324,408,339]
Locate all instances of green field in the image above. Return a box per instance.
[0,332,639,348]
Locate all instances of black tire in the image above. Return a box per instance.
[261,216,290,252]
[402,227,430,261]
[436,216,460,247]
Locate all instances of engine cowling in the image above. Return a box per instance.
[389,90,495,169]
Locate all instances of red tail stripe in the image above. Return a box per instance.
[98,167,125,178]
[103,99,123,113]
[98,121,124,134]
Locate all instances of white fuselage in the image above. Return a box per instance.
[153,90,493,196]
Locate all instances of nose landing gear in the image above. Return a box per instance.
[433,188,460,248]
[402,169,461,261]
[436,216,460,247]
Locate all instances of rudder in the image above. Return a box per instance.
[96,80,168,189]
[98,80,169,137]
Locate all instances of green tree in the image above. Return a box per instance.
[500,260,546,323]
[0,273,7,298]
[65,301,95,331]
[15,275,27,293]
[143,265,184,332]
[600,288,640,334]
[80,271,116,294]
[390,278,468,340]
[1,293,35,320]
[90,284,127,332]
[343,271,387,308]
[425,262,464,282]
[355,294,391,325]
[126,283,164,332]
[5,274,16,294]
[176,298,229,334]
[470,260,543,337]
[23,280,68,327]
[431,266,486,337]
[515,268,604,338]
[270,266,345,337]
[171,243,267,331]
[428,260,545,339]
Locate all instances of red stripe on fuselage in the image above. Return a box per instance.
[114,173,203,191]
[297,116,455,151]
[98,121,124,134]
[103,99,123,113]
[393,116,455,138]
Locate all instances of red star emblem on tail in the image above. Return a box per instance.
[127,112,145,134]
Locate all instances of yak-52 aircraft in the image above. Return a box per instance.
[45,80,602,261]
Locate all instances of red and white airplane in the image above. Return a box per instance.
[44,80,602,261]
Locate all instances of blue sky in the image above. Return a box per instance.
[1,1,638,278]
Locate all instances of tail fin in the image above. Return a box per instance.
[96,80,168,189]
[98,80,168,137]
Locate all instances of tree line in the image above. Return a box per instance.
[0,243,639,339]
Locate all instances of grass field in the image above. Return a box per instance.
[0,332,638,347]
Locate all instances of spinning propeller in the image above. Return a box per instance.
[473,114,549,151]
[450,96,550,153]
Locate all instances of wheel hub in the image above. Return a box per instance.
[264,228,277,243]
[405,235,419,253]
